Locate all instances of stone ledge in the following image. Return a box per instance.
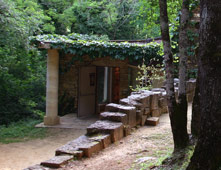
[40,155,73,168]
[87,120,124,142]
[146,117,160,126]
[100,112,128,125]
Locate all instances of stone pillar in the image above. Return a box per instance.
[44,49,60,125]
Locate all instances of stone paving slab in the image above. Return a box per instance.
[105,103,136,127]
[87,120,124,143]
[128,94,151,108]
[100,112,128,125]
[24,164,52,170]
[40,155,73,168]
[119,98,143,109]
[146,117,160,126]
[56,134,111,158]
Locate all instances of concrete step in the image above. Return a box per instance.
[146,117,160,126]
[56,134,111,158]
[87,120,124,143]
[100,112,128,125]
[105,103,136,127]
[40,155,73,168]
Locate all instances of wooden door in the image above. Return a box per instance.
[78,67,96,117]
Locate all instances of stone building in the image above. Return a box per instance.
[35,36,161,126]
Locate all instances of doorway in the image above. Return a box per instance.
[78,66,96,117]
[78,66,120,117]
[96,67,120,113]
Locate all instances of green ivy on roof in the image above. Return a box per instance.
[30,34,162,64]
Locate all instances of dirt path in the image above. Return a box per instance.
[0,105,192,170]
[64,104,191,170]
[0,129,86,170]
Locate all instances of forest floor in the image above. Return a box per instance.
[0,105,192,170]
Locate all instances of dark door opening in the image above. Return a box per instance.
[96,67,120,113]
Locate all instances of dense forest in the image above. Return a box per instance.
[0,0,189,125]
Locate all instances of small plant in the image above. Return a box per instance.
[131,58,165,91]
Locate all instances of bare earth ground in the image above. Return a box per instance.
[0,105,192,170]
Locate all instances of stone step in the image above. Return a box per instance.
[123,125,131,137]
[24,164,51,170]
[56,134,111,158]
[150,92,162,110]
[136,110,149,126]
[40,155,73,168]
[119,98,143,109]
[146,117,160,126]
[105,103,136,127]
[128,90,153,107]
[87,120,124,143]
[141,115,148,126]
[100,112,128,125]
[151,109,161,117]
[160,106,169,114]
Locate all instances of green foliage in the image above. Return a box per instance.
[68,33,109,41]
[0,0,46,125]
[131,58,165,91]
[0,119,47,143]
[31,34,162,64]
[62,0,140,39]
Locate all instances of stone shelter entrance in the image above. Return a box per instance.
[32,34,162,126]
[42,49,138,126]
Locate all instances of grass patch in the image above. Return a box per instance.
[132,146,194,170]
[0,119,47,144]
[157,145,195,170]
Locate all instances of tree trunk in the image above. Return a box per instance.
[187,0,221,169]
[177,0,190,145]
[159,0,188,150]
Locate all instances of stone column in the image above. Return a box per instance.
[44,49,60,125]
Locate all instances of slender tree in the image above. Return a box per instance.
[159,0,189,150]
[177,0,190,145]
[187,0,221,169]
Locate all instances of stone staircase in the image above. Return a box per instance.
[25,82,196,169]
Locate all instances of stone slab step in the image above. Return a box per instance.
[150,92,162,110]
[128,91,152,107]
[119,98,143,109]
[87,120,124,143]
[144,107,151,115]
[136,110,143,125]
[146,117,160,126]
[105,103,136,127]
[40,155,73,168]
[89,134,112,149]
[100,112,128,125]
[151,109,161,117]
[161,106,169,114]
[141,115,148,126]
[24,164,51,170]
[123,125,131,137]
[136,110,148,126]
[56,134,111,158]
